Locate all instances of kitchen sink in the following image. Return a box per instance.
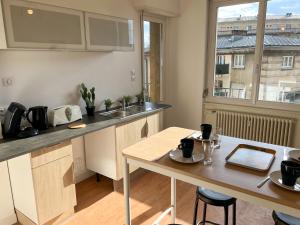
[99,104,155,119]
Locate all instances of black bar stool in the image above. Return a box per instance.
[193,187,237,225]
[272,211,300,225]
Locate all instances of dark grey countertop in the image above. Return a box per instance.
[0,103,171,162]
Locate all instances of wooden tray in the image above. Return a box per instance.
[225,144,276,172]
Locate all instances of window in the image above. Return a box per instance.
[210,2,258,100]
[282,56,294,69]
[286,24,292,30]
[142,15,165,102]
[233,54,245,69]
[208,0,300,106]
[217,55,225,64]
[259,0,300,104]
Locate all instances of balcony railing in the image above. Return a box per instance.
[216,64,229,75]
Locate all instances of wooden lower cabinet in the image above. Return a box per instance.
[115,117,147,178]
[8,141,76,225]
[147,112,163,137]
[0,161,17,225]
[85,112,163,181]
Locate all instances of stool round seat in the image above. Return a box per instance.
[272,211,300,225]
[193,187,237,225]
[197,187,236,206]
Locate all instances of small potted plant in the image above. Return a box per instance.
[80,83,95,116]
[124,95,132,107]
[104,99,113,111]
[136,92,144,105]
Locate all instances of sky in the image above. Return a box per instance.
[144,21,150,49]
[218,0,300,18]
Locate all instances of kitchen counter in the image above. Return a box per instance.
[0,103,171,162]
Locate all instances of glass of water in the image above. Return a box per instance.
[212,127,222,148]
[202,139,214,165]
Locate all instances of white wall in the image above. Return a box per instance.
[0,0,141,182]
[131,0,180,17]
[164,0,208,130]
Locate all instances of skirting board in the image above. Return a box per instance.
[0,213,17,225]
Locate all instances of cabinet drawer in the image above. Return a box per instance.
[31,141,72,168]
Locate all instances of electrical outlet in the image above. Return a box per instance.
[1,77,14,87]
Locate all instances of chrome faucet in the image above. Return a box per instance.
[121,98,126,111]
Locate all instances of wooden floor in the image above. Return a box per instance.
[60,172,274,225]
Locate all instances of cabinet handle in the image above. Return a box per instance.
[145,121,149,137]
[141,121,148,138]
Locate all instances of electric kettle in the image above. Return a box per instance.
[26,106,49,130]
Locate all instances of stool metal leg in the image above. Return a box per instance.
[224,206,229,225]
[193,196,199,225]
[202,203,207,225]
[171,177,176,224]
[233,202,236,225]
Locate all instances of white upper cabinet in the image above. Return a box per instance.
[117,19,134,51]
[85,12,134,51]
[85,13,118,51]
[0,1,7,49]
[0,0,134,51]
[2,0,85,50]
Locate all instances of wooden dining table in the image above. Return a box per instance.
[122,127,300,225]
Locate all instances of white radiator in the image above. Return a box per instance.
[216,110,294,146]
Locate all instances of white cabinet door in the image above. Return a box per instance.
[0,161,17,225]
[117,19,134,51]
[85,12,134,51]
[2,0,85,49]
[85,126,117,180]
[85,13,118,51]
[0,1,7,49]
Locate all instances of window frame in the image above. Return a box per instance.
[141,13,166,102]
[233,54,245,69]
[282,56,294,70]
[205,0,300,111]
[217,55,226,64]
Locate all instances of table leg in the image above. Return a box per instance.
[123,157,131,225]
[171,177,176,223]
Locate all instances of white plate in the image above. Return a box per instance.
[169,149,204,164]
[288,150,300,162]
[269,170,300,192]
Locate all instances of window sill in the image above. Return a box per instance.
[232,66,245,69]
[281,67,293,70]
